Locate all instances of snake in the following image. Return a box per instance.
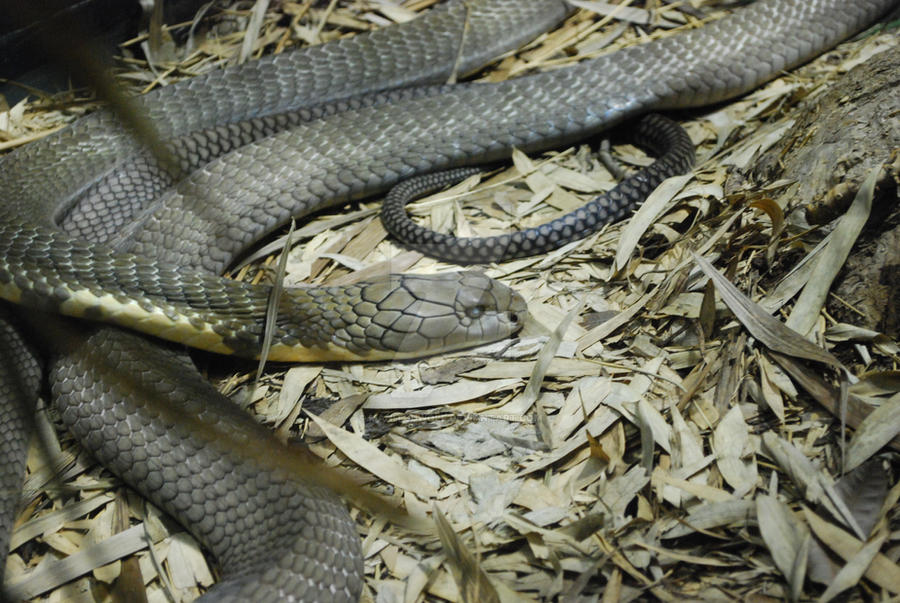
[0,0,895,600]
[380,113,695,263]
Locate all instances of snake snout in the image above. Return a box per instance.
[429,270,526,352]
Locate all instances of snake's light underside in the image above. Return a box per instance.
[0,0,896,600]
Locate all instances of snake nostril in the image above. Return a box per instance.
[508,312,519,324]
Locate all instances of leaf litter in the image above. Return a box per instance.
[2,1,900,601]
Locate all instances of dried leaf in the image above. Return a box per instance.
[307,412,438,497]
[616,174,691,271]
[833,461,889,538]
[785,167,878,336]
[818,532,888,602]
[364,378,519,410]
[692,252,843,370]
[712,406,757,495]
[804,508,900,594]
[748,197,784,237]
[762,432,865,539]
[432,504,500,603]
[699,278,716,338]
[661,500,755,540]
[846,393,900,471]
[756,494,808,599]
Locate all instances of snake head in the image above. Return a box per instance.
[332,271,527,359]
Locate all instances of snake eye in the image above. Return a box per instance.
[466,304,485,319]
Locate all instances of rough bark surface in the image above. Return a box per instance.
[745,43,900,335]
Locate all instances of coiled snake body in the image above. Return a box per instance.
[0,0,895,600]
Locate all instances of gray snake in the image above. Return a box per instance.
[1,0,896,600]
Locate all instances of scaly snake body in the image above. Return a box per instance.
[0,0,895,600]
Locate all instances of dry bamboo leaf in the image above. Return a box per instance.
[636,398,672,455]
[520,406,620,476]
[239,0,272,63]
[615,174,691,271]
[504,301,584,416]
[772,353,900,452]
[659,292,705,319]
[594,466,649,523]
[712,406,757,495]
[692,252,843,370]
[577,291,653,354]
[850,371,900,397]
[386,435,493,485]
[699,278,716,338]
[703,109,745,158]
[634,541,736,567]
[511,147,536,176]
[545,165,608,193]
[761,433,865,540]
[805,462,889,585]
[307,412,438,497]
[785,167,878,336]
[463,358,598,380]
[652,468,731,506]
[5,524,148,600]
[568,1,653,26]
[364,378,519,410]
[552,376,612,441]
[10,494,114,550]
[273,365,321,425]
[167,532,213,591]
[818,531,888,602]
[757,353,786,422]
[756,494,808,599]
[845,393,900,471]
[469,473,522,523]
[432,504,500,603]
[660,498,749,536]
[669,405,705,477]
[722,119,794,169]
[803,508,900,594]
[833,461,889,538]
[747,197,785,238]
[600,567,623,603]
[370,1,417,23]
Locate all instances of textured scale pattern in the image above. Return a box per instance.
[0,306,41,565]
[66,85,459,243]
[0,0,896,600]
[0,225,523,359]
[381,114,695,262]
[91,0,889,277]
[49,328,364,601]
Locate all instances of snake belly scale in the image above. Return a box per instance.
[0,0,896,600]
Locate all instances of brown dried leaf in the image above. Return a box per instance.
[747,197,784,238]
[432,504,500,603]
[692,252,843,370]
[785,168,878,336]
[756,494,808,599]
[804,508,900,594]
[845,390,900,470]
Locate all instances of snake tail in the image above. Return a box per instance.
[381,114,694,263]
